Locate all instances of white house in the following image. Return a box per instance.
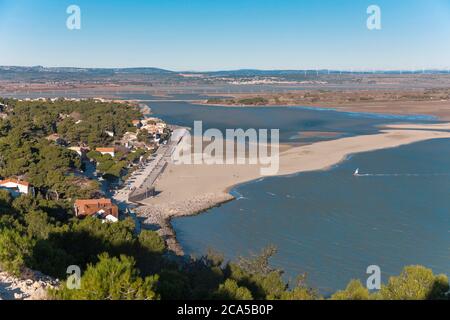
[0,179,34,196]
[96,147,115,157]
[68,146,89,157]
[95,210,119,223]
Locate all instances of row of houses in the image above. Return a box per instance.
[42,119,168,224]
[49,133,150,157]
[45,117,168,158]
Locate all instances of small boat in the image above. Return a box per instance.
[353,168,359,176]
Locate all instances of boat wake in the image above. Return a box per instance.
[353,168,450,177]
[356,173,450,177]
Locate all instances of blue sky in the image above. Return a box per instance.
[0,0,449,71]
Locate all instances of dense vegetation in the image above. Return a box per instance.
[0,97,448,300]
[0,98,142,198]
[1,98,141,146]
[1,203,448,300]
[207,97,269,106]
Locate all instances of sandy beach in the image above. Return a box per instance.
[137,123,450,254]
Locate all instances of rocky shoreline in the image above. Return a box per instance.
[139,103,152,115]
[136,192,235,255]
[0,268,58,300]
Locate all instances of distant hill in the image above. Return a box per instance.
[0,66,177,82]
[0,66,174,74]
[0,65,448,85]
[2,66,449,76]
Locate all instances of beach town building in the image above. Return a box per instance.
[141,117,167,135]
[0,179,34,196]
[136,141,157,151]
[68,146,90,157]
[100,213,119,223]
[132,120,142,128]
[120,132,138,149]
[46,133,66,146]
[119,131,158,151]
[96,147,116,157]
[73,198,119,222]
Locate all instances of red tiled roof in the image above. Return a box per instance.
[0,178,30,187]
[74,198,119,218]
[96,147,115,153]
[75,198,113,206]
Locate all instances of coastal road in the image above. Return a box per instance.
[113,127,189,204]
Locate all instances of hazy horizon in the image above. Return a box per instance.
[1,65,450,73]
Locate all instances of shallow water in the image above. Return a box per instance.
[147,101,436,143]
